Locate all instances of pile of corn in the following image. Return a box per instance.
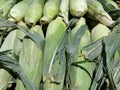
[0,0,120,90]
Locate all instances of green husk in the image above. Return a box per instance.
[91,23,111,42]
[0,21,27,90]
[69,17,92,90]
[97,0,118,12]
[13,21,27,55]
[42,17,66,90]
[24,0,44,26]
[107,0,119,9]
[40,0,60,24]
[0,30,17,90]
[15,25,44,90]
[0,0,7,15]
[10,0,31,22]
[59,0,69,25]
[0,0,15,17]
[0,0,6,7]
[70,0,87,17]
[86,0,115,27]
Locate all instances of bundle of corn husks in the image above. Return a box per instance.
[0,0,120,90]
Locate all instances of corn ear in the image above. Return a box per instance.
[91,23,111,42]
[15,25,44,90]
[24,0,44,26]
[86,0,114,27]
[107,0,119,9]
[43,54,66,90]
[59,0,69,25]
[0,0,15,17]
[70,0,87,17]
[42,17,66,90]
[71,17,86,36]
[43,17,66,81]
[69,17,92,90]
[0,21,27,90]
[97,0,118,12]
[13,21,27,55]
[40,0,60,24]
[0,0,6,7]
[0,0,6,15]
[10,0,31,22]
[0,30,17,90]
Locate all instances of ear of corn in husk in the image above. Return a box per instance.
[15,25,44,90]
[59,0,69,25]
[40,0,60,24]
[70,0,87,17]
[106,0,118,9]
[0,0,15,17]
[24,0,44,26]
[43,54,66,90]
[86,0,115,27]
[0,0,6,7]
[69,17,93,90]
[13,21,27,55]
[10,0,32,22]
[90,23,112,64]
[91,23,120,64]
[0,0,7,15]
[42,17,66,90]
[0,30,17,90]
[0,21,27,90]
[97,0,118,12]
[91,23,111,42]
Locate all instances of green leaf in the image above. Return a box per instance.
[82,39,103,60]
[67,25,87,55]
[16,25,44,50]
[103,33,120,90]
[90,59,106,90]
[0,18,15,27]
[0,18,44,50]
[98,0,116,12]
[113,59,120,84]
[0,54,36,90]
[68,18,78,28]
[65,25,88,86]
[46,30,67,83]
[108,9,120,20]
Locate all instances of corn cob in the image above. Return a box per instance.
[10,0,31,22]
[24,0,44,26]
[42,17,66,90]
[15,25,44,90]
[70,0,87,17]
[91,23,111,42]
[40,0,60,24]
[86,0,115,27]
[59,0,69,25]
[69,17,92,90]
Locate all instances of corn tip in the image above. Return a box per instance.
[40,16,50,24]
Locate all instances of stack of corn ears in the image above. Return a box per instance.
[0,0,119,90]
